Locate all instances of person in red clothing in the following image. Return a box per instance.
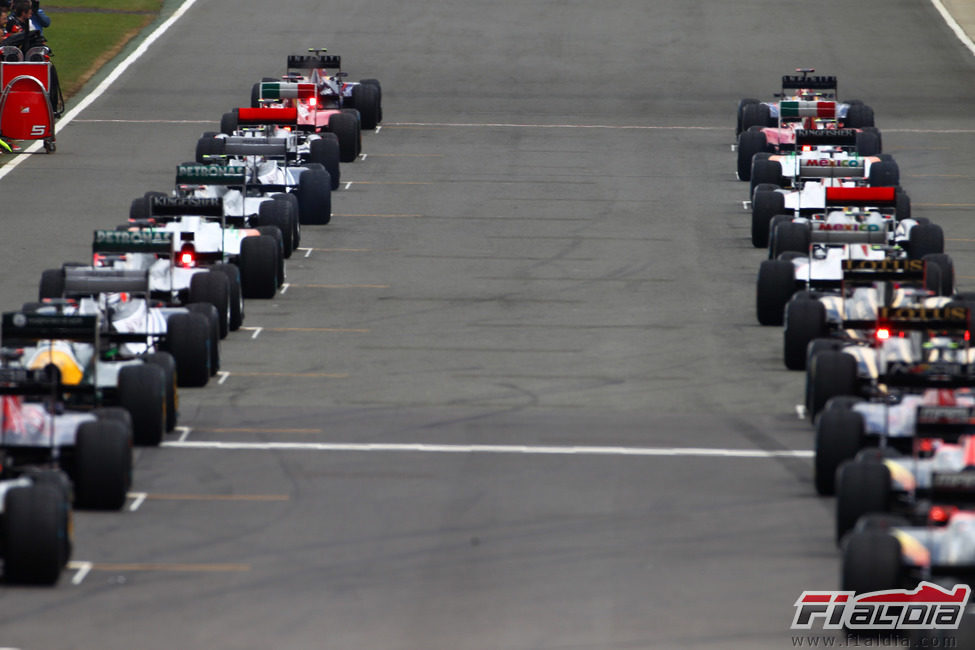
[4,0,29,37]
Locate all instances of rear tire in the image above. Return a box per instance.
[841,531,901,594]
[784,298,826,370]
[39,268,64,300]
[909,224,945,259]
[750,158,783,196]
[186,303,220,376]
[868,160,899,187]
[836,460,891,544]
[310,135,341,190]
[211,263,244,331]
[809,351,858,417]
[73,420,132,510]
[239,235,279,299]
[771,221,809,259]
[352,83,380,130]
[141,353,177,432]
[815,408,864,496]
[328,112,359,162]
[220,111,237,135]
[117,364,166,446]
[188,271,230,338]
[756,260,795,326]
[258,200,295,258]
[166,313,211,388]
[297,168,332,225]
[2,486,68,585]
[751,189,784,248]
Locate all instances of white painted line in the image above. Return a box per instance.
[386,121,723,131]
[375,125,382,134]
[280,283,289,295]
[217,371,230,385]
[127,492,148,512]
[730,144,737,151]
[930,0,975,57]
[795,404,808,420]
[304,248,313,258]
[344,182,353,190]
[359,153,368,161]
[162,440,813,458]
[73,119,213,124]
[0,0,200,182]
[742,200,751,211]
[69,561,93,586]
[249,327,263,340]
[176,426,192,442]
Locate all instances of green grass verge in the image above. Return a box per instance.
[47,1,161,11]
[44,7,160,96]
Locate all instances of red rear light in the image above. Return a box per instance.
[802,145,812,152]
[178,244,196,268]
[876,328,891,341]
[309,97,317,107]
[930,505,956,524]
[918,438,935,454]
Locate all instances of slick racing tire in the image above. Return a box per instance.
[250,82,262,108]
[737,130,768,182]
[139,352,178,432]
[196,135,226,163]
[259,200,296,258]
[220,111,238,136]
[360,78,383,122]
[809,350,857,417]
[741,102,772,132]
[750,189,784,248]
[211,263,244,331]
[868,159,899,187]
[844,103,875,129]
[328,111,359,162]
[297,168,332,225]
[310,135,341,190]
[841,530,900,595]
[855,130,881,156]
[783,297,826,371]
[750,159,783,196]
[909,223,945,260]
[341,108,363,156]
[894,188,911,220]
[770,221,809,259]
[923,253,954,296]
[73,420,132,511]
[860,126,883,153]
[257,226,286,288]
[189,271,231,339]
[836,459,892,544]
[805,339,844,413]
[38,268,64,300]
[187,303,220,376]
[736,98,759,136]
[814,408,864,496]
[167,313,211,388]
[2,485,68,585]
[239,235,279,299]
[756,260,795,326]
[273,193,301,251]
[117,364,166,446]
[352,83,380,130]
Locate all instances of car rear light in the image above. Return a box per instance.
[802,145,812,152]
[876,327,891,341]
[309,97,317,107]
[178,244,196,268]
[929,505,956,524]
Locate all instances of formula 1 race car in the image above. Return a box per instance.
[3,306,169,447]
[200,106,341,190]
[806,303,972,418]
[0,313,137,514]
[37,262,217,390]
[253,50,382,129]
[756,216,948,326]
[170,151,328,227]
[834,397,975,542]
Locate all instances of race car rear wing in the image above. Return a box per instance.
[808,222,886,244]
[63,268,149,297]
[825,186,896,207]
[92,229,174,255]
[255,83,315,102]
[794,128,858,147]
[0,365,62,396]
[779,101,836,119]
[915,406,975,440]
[841,258,925,285]
[236,106,300,125]
[176,163,246,186]
[1,312,98,344]
[798,157,866,179]
[781,75,837,91]
[148,196,224,218]
[220,137,289,159]
[840,304,969,333]
[287,54,341,70]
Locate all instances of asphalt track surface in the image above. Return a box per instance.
[1,0,975,648]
